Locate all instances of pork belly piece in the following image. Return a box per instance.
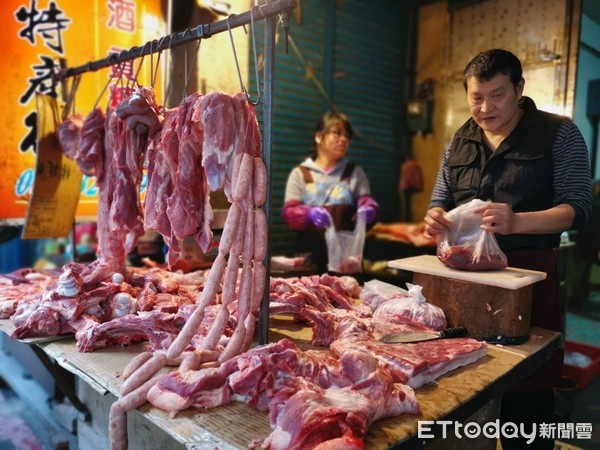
[147,341,334,416]
[331,317,487,388]
[148,336,418,450]
[76,311,181,352]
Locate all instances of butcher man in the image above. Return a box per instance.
[423,48,592,449]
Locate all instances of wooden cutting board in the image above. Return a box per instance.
[388,254,546,290]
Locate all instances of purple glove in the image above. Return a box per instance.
[307,206,331,228]
[357,206,376,224]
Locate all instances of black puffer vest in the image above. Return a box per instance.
[448,97,567,251]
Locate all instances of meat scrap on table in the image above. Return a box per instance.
[0,87,487,450]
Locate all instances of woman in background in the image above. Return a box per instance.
[281,111,379,273]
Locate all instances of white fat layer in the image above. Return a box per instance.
[407,347,488,389]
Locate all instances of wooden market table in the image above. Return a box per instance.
[0,319,561,450]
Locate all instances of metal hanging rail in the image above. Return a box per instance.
[57,0,295,80]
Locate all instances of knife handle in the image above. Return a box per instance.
[439,326,469,339]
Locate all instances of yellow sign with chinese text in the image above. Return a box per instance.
[22,94,82,238]
[0,0,164,225]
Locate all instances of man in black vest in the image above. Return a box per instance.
[424,49,592,449]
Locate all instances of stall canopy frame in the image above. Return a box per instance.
[57,0,297,345]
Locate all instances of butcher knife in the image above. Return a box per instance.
[380,326,469,344]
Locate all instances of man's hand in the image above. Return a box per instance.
[474,202,514,235]
[423,207,450,239]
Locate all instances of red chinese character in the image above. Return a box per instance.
[106,0,136,33]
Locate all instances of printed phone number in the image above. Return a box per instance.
[14,169,148,197]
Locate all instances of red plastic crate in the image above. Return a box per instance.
[562,341,600,389]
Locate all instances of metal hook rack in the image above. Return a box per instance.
[56,0,295,80]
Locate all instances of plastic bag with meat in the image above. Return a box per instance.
[372,283,447,331]
[324,210,366,274]
[437,199,508,271]
[360,279,409,312]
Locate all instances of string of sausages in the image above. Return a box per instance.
[108,151,268,449]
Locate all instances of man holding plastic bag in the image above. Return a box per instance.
[423,49,592,450]
[436,199,508,271]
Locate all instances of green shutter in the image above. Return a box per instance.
[251,0,410,257]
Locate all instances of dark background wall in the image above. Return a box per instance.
[256,0,415,256]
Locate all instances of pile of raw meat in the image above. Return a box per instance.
[0,87,488,449]
[1,265,487,450]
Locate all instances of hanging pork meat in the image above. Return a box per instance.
[143,107,180,262]
[56,113,84,159]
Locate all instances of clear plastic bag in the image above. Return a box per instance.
[360,279,409,311]
[372,283,447,331]
[325,210,366,274]
[437,199,508,271]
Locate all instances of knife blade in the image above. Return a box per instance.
[379,326,469,344]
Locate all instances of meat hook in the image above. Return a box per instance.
[151,36,168,92]
[182,39,201,99]
[247,6,261,105]
[62,74,81,121]
[164,33,177,107]
[132,40,152,88]
[226,14,250,102]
